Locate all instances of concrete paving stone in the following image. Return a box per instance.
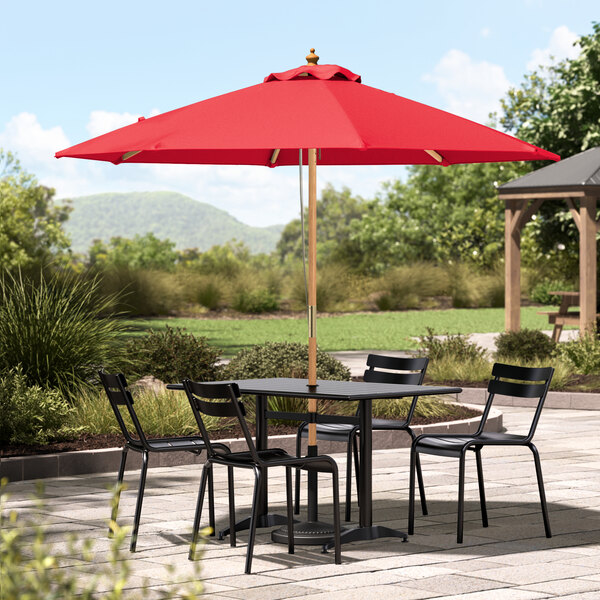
[301,569,409,590]
[402,573,506,594]
[469,562,599,585]
[433,590,547,600]
[219,582,322,599]
[285,585,440,600]
[518,575,600,595]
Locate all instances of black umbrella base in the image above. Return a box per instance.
[271,520,342,546]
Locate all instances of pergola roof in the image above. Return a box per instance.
[498,146,600,196]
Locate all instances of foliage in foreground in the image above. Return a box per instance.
[418,328,487,362]
[495,329,556,362]
[554,332,600,375]
[0,368,79,445]
[126,326,221,384]
[0,270,128,397]
[0,479,204,600]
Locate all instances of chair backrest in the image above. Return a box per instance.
[183,380,259,462]
[362,354,429,422]
[98,371,149,449]
[477,362,554,440]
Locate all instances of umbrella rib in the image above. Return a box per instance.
[425,149,444,163]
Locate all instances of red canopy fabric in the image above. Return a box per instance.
[56,63,559,167]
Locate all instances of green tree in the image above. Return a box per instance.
[500,22,600,272]
[0,150,71,269]
[276,185,367,266]
[88,232,178,271]
[350,161,527,273]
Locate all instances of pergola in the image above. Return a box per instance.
[498,147,600,335]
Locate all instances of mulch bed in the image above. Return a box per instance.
[1,406,479,458]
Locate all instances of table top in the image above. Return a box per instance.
[168,377,461,400]
[548,291,579,298]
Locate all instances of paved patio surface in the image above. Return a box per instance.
[4,405,600,599]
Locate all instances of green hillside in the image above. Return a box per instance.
[63,191,284,254]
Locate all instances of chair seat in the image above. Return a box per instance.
[299,422,357,441]
[415,432,528,457]
[215,447,336,473]
[129,436,207,452]
[371,418,408,430]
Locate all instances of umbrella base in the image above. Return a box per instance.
[271,520,341,545]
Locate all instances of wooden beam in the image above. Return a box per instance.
[505,198,522,331]
[270,149,280,165]
[516,198,545,231]
[580,197,597,335]
[499,190,589,200]
[566,198,582,233]
[425,149,443,163]
[307,148,317,446]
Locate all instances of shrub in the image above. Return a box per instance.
[72,387,221,437]
[186,273,223,310]
[288,264,352,312]
[231,288,279,313]
[495,328,556,362]
[222,342,351,423]
[127,326,221,384]
[0,368,77,445]
[96,266,183,316]
[0,480,205,599]
[554,332,600,374]
[447,264,504,308]
[373,263,449,311]
[0,270,128,396]
[529,279,575,305]
[418,327,487,362]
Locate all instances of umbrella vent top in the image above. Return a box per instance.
[264,64,361,83]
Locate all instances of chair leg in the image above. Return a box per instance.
[189,463,210,560]
[352,432,360,507]
[109,446,128,536]
[415,453,428,516]
[208,464,216,536]
[285,467,295,554]
[130,450,148,552]
[331,467,342,564]
[245,467,262,574]
[294,429,303,515]
[228,466,236,547]
[408,447,417,535]
[344,436,353,522]
[530,443,552,538]
[457,451,466,544]
[475,448,488,528]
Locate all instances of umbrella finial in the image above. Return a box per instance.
[306,48,319,65]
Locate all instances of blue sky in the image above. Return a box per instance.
[1,1,597,227]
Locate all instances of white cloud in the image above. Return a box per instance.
[422,49,511,123]
[1,110,398,228]
[527,25,579,71]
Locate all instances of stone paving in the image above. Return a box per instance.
[4,405,600,598]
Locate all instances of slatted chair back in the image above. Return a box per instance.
[99,371,149,450]
[183,380,260,462]
[362,355,429,422]
[476,363,554,440]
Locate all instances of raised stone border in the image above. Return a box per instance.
[455,387,600,410]
[0,403,500,483]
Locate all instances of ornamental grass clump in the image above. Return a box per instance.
[0,270,128,397]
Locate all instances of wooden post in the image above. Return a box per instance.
[505,198,522,331]
[579,196,597,335]
[307,148,318,445]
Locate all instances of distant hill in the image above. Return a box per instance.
[63,192,284,254]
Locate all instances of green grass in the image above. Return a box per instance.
[125,307,553,357]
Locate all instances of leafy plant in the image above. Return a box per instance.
[232,288,279,314]
[0,367,78,445]
[127,326,221,384]
[529,280,575,305]
[222,342,350,423]
[554,332,600,375]
[0,270,128,397]
[495,328,556,362]
[418,327,487,362]
[0,479,205,599]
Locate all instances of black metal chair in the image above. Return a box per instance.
[183,379,341,574]
[408,362,554,544]
[294,354,430,521]
[99,371,230,552]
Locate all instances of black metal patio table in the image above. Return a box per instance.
[169,377,461,550]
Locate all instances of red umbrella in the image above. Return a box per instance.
[56,49,558,539]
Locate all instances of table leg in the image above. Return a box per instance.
[322,397,408,551]
[218,394,288,539]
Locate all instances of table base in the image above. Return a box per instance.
[322,525,408,552]
[271,520,341,546]
[217,513,288,540]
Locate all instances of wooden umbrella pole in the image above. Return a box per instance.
[307,147,318,444]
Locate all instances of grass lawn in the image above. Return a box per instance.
[126,307,554,357]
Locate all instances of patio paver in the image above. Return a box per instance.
[4,405,600,598]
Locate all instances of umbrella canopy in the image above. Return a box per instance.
[56,58,559,167]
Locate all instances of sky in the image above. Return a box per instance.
[1,1,597,228]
